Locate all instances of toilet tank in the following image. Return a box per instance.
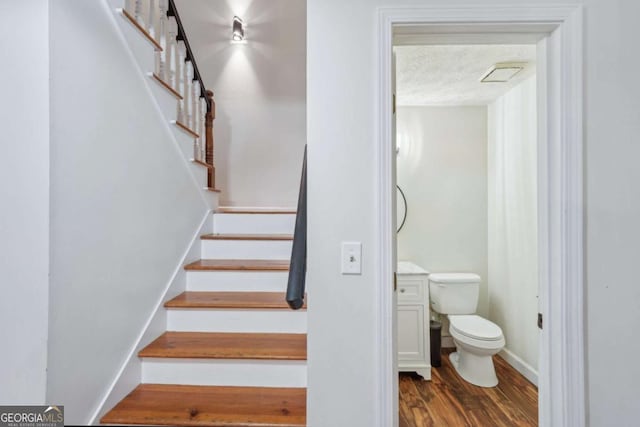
[429,273,481,315]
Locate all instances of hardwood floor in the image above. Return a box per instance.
[400,349,538,427]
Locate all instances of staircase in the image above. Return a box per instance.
[101,209,307,426]
[99,0,307,425]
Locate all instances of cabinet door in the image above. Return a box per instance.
[397,304,425,362]
[397,277,424,303]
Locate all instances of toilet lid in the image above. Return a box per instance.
[449,315,503,341]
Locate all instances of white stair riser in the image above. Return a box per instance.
[201,239,292,260]
[187,271,289,292]
[167,309,307,333]
[213,214,296,234]
[142,359,307,387]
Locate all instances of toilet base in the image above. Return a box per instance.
[449,350,499,388]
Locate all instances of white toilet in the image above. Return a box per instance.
[429,273,505,387]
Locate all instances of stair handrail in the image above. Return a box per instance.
[286,146,307,310]
[167,0,209,111]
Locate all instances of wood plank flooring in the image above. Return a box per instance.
[400,349,538,427]
[100,384,306,427]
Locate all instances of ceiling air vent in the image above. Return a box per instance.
[480,62,527,83]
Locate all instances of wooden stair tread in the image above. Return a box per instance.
[100,384,306,426]
[139,332,307,360]
[165,292,306,309]
[201,234,293,241]
[216,208,297,214]
[185,259,289,271]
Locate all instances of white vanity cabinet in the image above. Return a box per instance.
[397,261,431,380]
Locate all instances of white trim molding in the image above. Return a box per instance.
[376,5,584,427]
[499,349,539,387]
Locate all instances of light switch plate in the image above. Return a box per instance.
[341,242,362,275]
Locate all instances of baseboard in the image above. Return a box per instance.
[498,347,538,386]
[88,210,212,425]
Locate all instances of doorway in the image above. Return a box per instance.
[374,6,584,427]
[395,42,539,426]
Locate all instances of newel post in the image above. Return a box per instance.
[205,90,216,189]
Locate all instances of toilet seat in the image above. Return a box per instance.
[448,315,504,349]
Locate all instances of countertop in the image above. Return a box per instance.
[397,261,430,275]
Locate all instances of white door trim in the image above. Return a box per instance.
[375,5,584,427]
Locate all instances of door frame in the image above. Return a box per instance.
[375,5,584,427]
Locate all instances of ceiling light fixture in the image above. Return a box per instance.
[480,62,527,83]
[231,16,246,43]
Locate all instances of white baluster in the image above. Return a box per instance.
[195,88,203,160]
[156,0,168,80]
[154,50,162,79]
[176,41,187,123]
[166,16,177,87]
[200,97,207,162]
[148,0,157,37]
[133,0,142,21]
[191,79,198,131]
[125,0,134,14]
[194,84,201,160]
[193,138,200,162]
[147,0,161,76]
[184,61,194,129]
[134,0,147,28]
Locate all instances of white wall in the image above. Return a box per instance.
[308,0,640,426]
[396,106,488,326]
[0,0,49,405]
[488,76,539,381]
[175,0,306,207]
[47,1,209,423]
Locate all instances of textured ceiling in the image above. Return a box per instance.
[396,45,536,106]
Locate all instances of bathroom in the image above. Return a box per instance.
[395,44,539,425]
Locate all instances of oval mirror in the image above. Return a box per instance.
[397,185,407,233]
